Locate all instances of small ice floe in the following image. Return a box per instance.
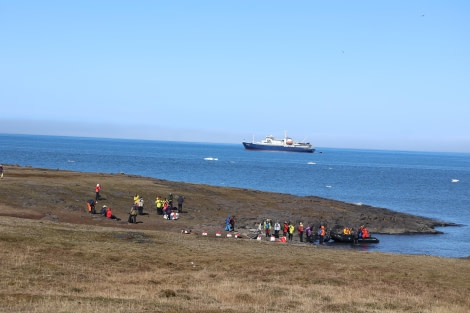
[325,185,332,188]
[451,179,459,183]
[203,157,218,161]
[67,160,75,163]
[354,202,363,206]
[307,161,316,165]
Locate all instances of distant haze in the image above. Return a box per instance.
[1,1,469,153]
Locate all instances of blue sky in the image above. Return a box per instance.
[1,1,469,152]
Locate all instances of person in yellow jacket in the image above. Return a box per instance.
[133,194,140,205]
[155,196,164,215]
[288,222,295,241]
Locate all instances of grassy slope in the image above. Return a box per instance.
[0,165,469,312]
[1,217,469,313]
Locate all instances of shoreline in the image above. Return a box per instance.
[0,165,455,236]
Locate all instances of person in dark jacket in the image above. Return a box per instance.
[128,204,138,224]
[177,195,184,213]
[87,199,96,214]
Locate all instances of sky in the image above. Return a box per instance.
[1,1,469,153]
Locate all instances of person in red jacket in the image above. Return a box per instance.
[104,206,120,220]
[283,221,289,237]
[106,206,113,218]
[95,184,101,201]
[360,225,370,238]
[298,222,304,242]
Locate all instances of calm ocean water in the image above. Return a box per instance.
[1,134,469,258]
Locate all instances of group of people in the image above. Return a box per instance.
[87,183,185,224]
[88,184,367,241]
[155,194,184,220]
[257,220,328,244]
[127,194,146,224]
[128,192,185,222]
[86,198,120,220]
[358,225,370,238]
[343,225,370,238]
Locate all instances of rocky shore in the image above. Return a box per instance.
[0,165,455,236]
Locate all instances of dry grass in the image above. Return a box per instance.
[1,217,469,313]
[0,165,468,312]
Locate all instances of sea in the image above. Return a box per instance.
[1,134,469,258]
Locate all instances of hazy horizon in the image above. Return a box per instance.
[2,1,469,153]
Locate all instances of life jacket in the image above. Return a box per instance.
[362,228,369,238]
[320,226,325,236]
[298,224,304,233]
[288,225,294,234]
